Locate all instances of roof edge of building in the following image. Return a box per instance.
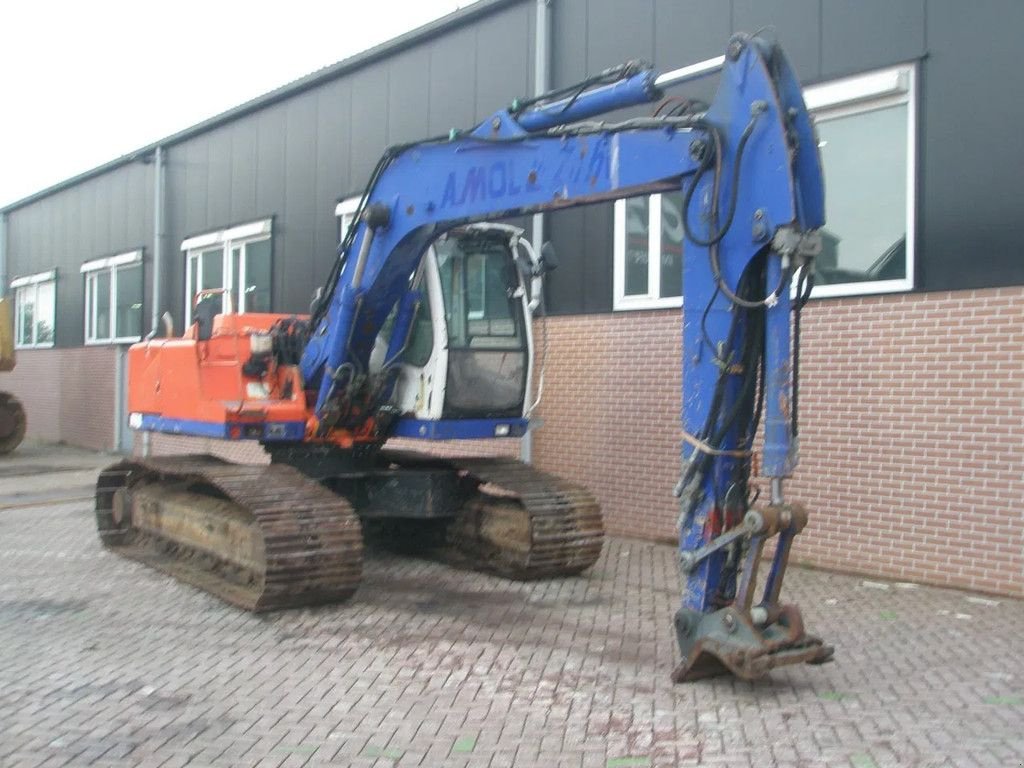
[1,0,521,215]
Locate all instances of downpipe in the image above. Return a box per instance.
[522,0,551,466]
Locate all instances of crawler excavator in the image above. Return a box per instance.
[96,33,833,681]
[0,297,27,454]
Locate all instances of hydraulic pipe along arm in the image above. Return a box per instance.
[298,32,832,680]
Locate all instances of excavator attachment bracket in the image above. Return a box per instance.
[672,604,833,682]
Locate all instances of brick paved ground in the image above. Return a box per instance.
[1,444,1022,768]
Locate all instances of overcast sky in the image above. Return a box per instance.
[0,0,477,207]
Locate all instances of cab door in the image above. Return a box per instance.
[389,227,533,421]
[388,249,448,420]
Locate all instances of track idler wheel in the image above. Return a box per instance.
[0,393,26,454]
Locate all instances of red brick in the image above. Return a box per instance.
[530,287,1024,597]
[4,347,117,451]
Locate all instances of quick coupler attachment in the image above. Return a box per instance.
[671,503,834,682]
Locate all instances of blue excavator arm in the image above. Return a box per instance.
[301,33,833,680]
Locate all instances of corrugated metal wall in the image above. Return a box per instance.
[4,0,1023,345]
[5,162,153,347]
[160,1,535,324]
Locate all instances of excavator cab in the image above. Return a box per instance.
[382,224,538,425]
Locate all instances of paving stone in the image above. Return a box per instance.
[0,446,1022,767]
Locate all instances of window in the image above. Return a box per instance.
[182,219,272,325]
[11,270,56,348]
[435,235,527,417]
[82,251,143,343]
[436,236,523,349]
[612,63,916,307]
[613,192,685,309]
[336,196,360,244]
[805,64,915,297]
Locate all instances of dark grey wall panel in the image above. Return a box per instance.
[732,0,822,82]
[5,160,152,346]
[162,147,185,321]
[654,0,731,69]
[349,65,390,189]
[654,0,732,108]
[545,0,589,301]
[311,77,351,293]
[546,205,615,316]
[314,77,352,265]
[93,176,112,264]
[182,138,209,236]
[123,163,148,248]
[551,0,588,86]
[581,205,614,313]
[205,126,233,227]
[586,0,654,72]
[107,168,128,247]
[78,183,96,261]
[282,92,320,312]
[475,3,533,116]
[60,186,81,278]
[230,120,259,222]
[821,0,924,80]
[8,0,1024,345]
[254,104,288,225]
[919,0,1024,289]
[545,208,585,314]
[387,48,431,146]
[427,24,479,135]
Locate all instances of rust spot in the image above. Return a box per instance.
[527,169,538,184]
[778,392,791,422]
[405,204,415,215]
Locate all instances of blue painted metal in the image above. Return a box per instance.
[676,38,823,612]
[762,253,794,477]
[296,35,824,622]
[515,69,661,133]
[390,417,529,440]
[300,128,696,408]
[135,414,306,442]
[137,415,230,439]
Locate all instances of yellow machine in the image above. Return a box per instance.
[0,297,26,454]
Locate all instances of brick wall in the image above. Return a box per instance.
[141,286,1023,596]
[530,287,1024,597]
[3,347,118,452]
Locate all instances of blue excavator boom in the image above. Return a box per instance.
[298,33,833,680]
[107,32,832,681]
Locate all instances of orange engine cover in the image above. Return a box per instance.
[127,313,311,441]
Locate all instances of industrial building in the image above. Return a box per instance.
[2,0,1021,596]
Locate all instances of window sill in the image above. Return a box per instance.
[809,277,913,300]
[611,277,915,308]
[613,296,683,311]
[85,337,143,346]
[14,343,55,350]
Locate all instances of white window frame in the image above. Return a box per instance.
[613,193,683,310]
[612,62,917,309]
[804,63,916,298]
[81,250,144,345]
[182,219,272,326]
[336,196,361,244]
[11,270,56,349]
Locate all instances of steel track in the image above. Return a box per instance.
[95,455,362,611]
[381,451,604,578]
